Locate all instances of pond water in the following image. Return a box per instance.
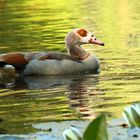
[0,0,140,137]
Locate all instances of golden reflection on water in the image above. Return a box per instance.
[0,0,140,134]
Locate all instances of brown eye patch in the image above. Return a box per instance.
[77,29,87,37]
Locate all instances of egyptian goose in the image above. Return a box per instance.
[0,28,104,75]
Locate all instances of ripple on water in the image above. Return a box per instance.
[0,0,140,136]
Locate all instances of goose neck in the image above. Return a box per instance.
[67,44,89,60]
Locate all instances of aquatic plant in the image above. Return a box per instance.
[63,114,108,140]
[123,103,140,127]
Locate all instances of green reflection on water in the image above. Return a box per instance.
[0,0,140,135]
[0,87,78,134]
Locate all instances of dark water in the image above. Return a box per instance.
[0,0,140,137]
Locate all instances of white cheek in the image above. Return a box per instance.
[81,33,91,43]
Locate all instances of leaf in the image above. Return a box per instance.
[63,128,82,140]
[123,109,137,127]
[131,107,140,127]
[123,104,140,127]
[133,104,140,116]
[70,126,82,139]
[64,135,73,140]
[83,114,108,140]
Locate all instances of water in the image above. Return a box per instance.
[0,0,140,136]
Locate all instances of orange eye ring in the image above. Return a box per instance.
[77,29,87,37]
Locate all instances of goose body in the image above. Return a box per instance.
[0,28,104,75]
[24,54,99,75]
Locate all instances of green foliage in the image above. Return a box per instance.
[63,114,108,140]
[63,126,82,140]
[123,103,140,127]
[83,114,108,140]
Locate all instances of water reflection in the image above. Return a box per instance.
[66,75,99,119]
[0,74,97,89]
[0,74,102,133]
[0,0,140,136]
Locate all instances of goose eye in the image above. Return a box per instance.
[77,29,87,37]
[91,35,94,37]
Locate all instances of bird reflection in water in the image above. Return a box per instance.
[66,75,100,119]
[0,73,101,119]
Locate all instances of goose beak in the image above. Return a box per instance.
[89,37,105,46]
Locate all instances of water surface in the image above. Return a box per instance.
[0,0,140,136]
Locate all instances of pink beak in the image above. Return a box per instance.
[89,37,105,46]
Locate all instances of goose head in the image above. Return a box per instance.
[65,28,105,47]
